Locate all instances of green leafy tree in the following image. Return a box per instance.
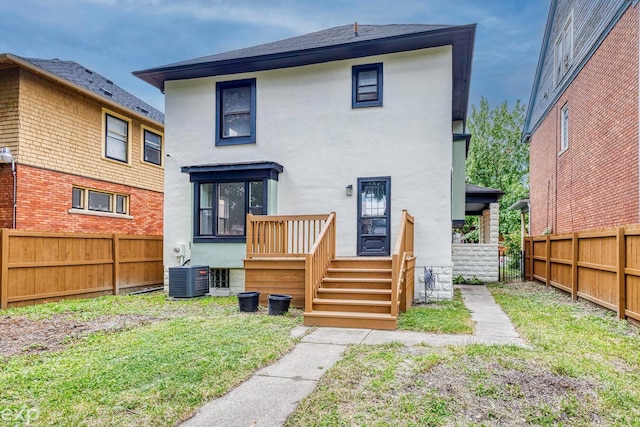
[466,97,528,249]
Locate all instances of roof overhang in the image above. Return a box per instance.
[465,184,504,216]
[509,198,530,213]
[134,24,475,122]
[181,161,284,182]
[0,53,163,128]
[453,133,472,155]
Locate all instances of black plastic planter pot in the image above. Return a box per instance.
[268,294,292,315]
[237,291,260,312]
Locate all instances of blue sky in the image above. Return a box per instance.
[0,0,550,114]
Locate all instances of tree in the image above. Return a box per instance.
[466,97,528,249]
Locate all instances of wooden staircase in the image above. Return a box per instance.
[303,257,398,330]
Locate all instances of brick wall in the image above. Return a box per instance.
[14,164,163,235]
[530,6,639,235]
[16,68,163,194]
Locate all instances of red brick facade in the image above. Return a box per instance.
[530,6,639,235]
[10,164,163,235]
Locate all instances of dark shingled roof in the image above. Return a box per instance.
[19,56,164,124]
[164,24,453,68]
[134,23,475,122]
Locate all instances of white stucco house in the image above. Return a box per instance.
[135,23,476,329]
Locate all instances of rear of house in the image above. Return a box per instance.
[524,0,640,235]
[135,24,475,325]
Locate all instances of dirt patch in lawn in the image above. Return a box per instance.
[423,354,602,425]
[0,314,156,358]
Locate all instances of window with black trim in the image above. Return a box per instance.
[105,113,129,162]
[196,180,266,241]
[216,79,256,146]
[143,129,162,165]
[352,63,383,108]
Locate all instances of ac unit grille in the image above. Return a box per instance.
[169,265,209,298]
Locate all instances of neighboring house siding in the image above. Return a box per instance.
[15,164,163,234]
[530,5,639,235]
[17,69,163,194]
[528,0,627,131]
[0,69,19,228]
[164,47,454,291]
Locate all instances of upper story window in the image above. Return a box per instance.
[104,112,130,163]
[216,79,257,146]
[560,103,569,153]
[555,15,573,85]
[142,127,163,166]
[352,63,383,108]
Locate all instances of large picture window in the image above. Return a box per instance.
[216,79,257,146]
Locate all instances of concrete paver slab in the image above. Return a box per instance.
[258,342,347,381]
[181,376,317,427]
[301,327,370,345]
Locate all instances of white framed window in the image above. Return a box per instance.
[102,109,131,164]
[141,125,163,166]
[555,14,573,85]
[71,187,130,216]
[560,103,569,152]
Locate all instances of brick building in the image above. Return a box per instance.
[523,0,639,235]
[0,54,164,234]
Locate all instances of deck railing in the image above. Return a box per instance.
[391,210,415,316]
[246,214,330,258]
[304,213,336,312]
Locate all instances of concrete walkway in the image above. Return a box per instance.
[181,285,527,427]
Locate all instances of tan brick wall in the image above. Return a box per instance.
[16,68,163,194]
[15,164,163,234]
[530,6,639,235]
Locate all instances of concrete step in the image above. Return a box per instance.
[303,310,397,330]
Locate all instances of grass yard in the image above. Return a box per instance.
[0,294,301,426]
[398,288,474,334]
[286,282,640,426]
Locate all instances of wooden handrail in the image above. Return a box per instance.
[391,210,415,316]
[305,213,336,312]
[246,213,331,258]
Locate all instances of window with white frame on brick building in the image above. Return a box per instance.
[560,103,569,153]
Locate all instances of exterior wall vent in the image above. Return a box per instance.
[168,265,210,298]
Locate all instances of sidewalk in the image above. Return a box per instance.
[181,285,527,427]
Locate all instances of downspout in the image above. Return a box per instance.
[10,161,16,229]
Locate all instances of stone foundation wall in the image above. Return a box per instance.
[452,244,498,282]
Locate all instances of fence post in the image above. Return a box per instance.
[617,226,626,319]
[572,232,578,301]
[0,229,8,309]
[527,238,533,281]
[112,234,120,295]
[545,235,551,287]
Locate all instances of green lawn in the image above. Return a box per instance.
[0,294,301,426]
[398,288,474,334]
[286,282,640,426]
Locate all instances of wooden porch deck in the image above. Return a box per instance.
[243,212,414,330]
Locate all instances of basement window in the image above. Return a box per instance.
[210,268,230,288]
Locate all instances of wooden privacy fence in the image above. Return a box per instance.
[0,229,163,308]
[523,224,640,321]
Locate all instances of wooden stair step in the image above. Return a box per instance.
[326,268,392,273]
[303,310,397,330]
[316,288,391,300]
[313,298,391,306]
[322,277,391,283]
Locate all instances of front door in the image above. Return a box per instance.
[357,177,390,256]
